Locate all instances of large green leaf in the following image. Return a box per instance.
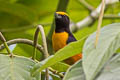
[0,1,38,29]
[51,62,70,72]
[0,54,40,80]
[83,23,120,80]
[31,37,86,76]
[63,60,85,80]
[16,0,58,24]
[0,0,58,30]
[96,53,120,80]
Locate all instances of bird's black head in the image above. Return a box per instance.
[55,12,70,33]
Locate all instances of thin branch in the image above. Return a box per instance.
[95,0,105,47]
[0,32,6,42]
[0,32,13,57]
[77,0,95,11]
[38,25,49,59]
[32,27,40,60]
[49,67,64,78]
[36,25,49,80]
[104,14,120,19]
[70,0,119,32]
[0,39,44,53]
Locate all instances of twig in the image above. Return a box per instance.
[37,25,49,59]
[70,0,119,32]
[0,32,13,57]
[49,67,64,78]
[0,39,44,53]
[0,32,6,43]
[95,0,105,47]
[104,14,120,19]
[32,27,39,60]
[77,0,95,11]
[36,25,49,80]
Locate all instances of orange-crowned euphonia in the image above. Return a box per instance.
[52,12,82,65]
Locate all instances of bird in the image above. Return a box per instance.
[52,11,82,65]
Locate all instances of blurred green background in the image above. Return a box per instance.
[0,0,120,60]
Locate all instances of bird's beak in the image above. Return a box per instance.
[55,13,62,19]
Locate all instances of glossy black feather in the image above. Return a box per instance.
[67,32,77,44]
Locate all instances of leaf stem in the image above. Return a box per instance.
[49,67,64,78]
[38,25,49,80]
[32,27,39,60]
[0,32,13,57]
[33,25,49,80]
[3,42,11,55]
[95,0,105,47]
[0,39,44,53]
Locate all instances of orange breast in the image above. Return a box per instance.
[52,32,68,52]
[52,31,82,65]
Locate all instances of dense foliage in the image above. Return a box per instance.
[0,0,120,80]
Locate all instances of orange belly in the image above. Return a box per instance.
[52,32,68,52]
[52,32,82,65]
[64,53,82,65]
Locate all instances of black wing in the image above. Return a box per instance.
[66,33,77,44]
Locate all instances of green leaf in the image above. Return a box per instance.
[83,23,120,80]
[63,60,85,80]
[31,37,86,76]
[96,53,120,80]
[0,54,40,80]
[51,62,70,72]
[13,44,43,60]
[0,1,38,23]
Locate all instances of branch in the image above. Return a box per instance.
[0,32,6,42]
[49,67,64,78]
[34,25,49,80]
[0,32,13,57]
[38,25,49,80]
[77,0,95,11]
[70,0,119,32]
[104,14,120,19]
[37,25,49,59]
[0,39,44,53]
[32,27,40,60]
